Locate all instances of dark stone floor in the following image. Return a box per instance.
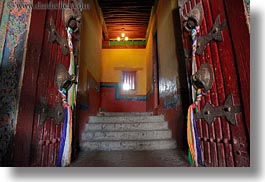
[70,149,191,167]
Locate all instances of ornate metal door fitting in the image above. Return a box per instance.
[183,3,204,32]
[47,17,69,56]
[191,63,214,92]
[196,15,227,55]
[196,94,241,125]
[55,63,76,91]
[35,97,64,126]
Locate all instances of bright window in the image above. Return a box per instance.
[121,71,136,91]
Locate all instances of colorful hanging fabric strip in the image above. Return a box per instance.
[187,26,203,166]
[187,89,203,166]
[57,27,77,167]
[191,27,199,101]
[57,89,71,167]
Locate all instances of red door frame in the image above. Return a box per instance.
[13,0,49,166]
[14,0,73,166]
[224,0,250,136]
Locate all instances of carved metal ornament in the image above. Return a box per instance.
[35,97,64,125]
[55,63,76,91]
[183,3,203,32]
[47,17,69,56]
[196,94,241,125]
[196,15,227,55]
[191,63,213,92]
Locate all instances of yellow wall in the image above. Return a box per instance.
[78,0,102,97]
[101,49,147,95]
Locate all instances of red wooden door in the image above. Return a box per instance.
[15,0,71,166]
[178,0,249,166]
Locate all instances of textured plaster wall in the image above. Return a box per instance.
[0,0,32,164]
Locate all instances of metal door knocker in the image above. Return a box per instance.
[55,63,77,91]
[191,63,214,92]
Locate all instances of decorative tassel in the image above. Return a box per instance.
[57,27,77,167]
[187,26,203,166]
[187,90,203,166]
[57,90,69,167]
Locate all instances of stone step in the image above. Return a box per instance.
[82,130,172,141]
[98,112,153,117]
[81,139,177,151]
[85,122,168,131]
[82,113,176,152]
[89,115,164,123]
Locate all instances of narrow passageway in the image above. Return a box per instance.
[74,0,191,167]
[71,149,190,167]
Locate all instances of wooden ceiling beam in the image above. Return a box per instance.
[104,14,151,17]
[101,6,152,9]
[99,3,154,7]
[105,20,149,23]
[106,24,148,26]
[102,10,152,13]
[97,0,155,39]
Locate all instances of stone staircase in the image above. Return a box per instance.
[81,112,176,151]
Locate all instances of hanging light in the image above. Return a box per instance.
[121,28,125,38]
[117,28,129,41]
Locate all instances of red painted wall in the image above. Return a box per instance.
[146,91,154,112]
[100,85,146,112]
[154,98,186,149]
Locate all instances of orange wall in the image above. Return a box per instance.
[101,49,147,95]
